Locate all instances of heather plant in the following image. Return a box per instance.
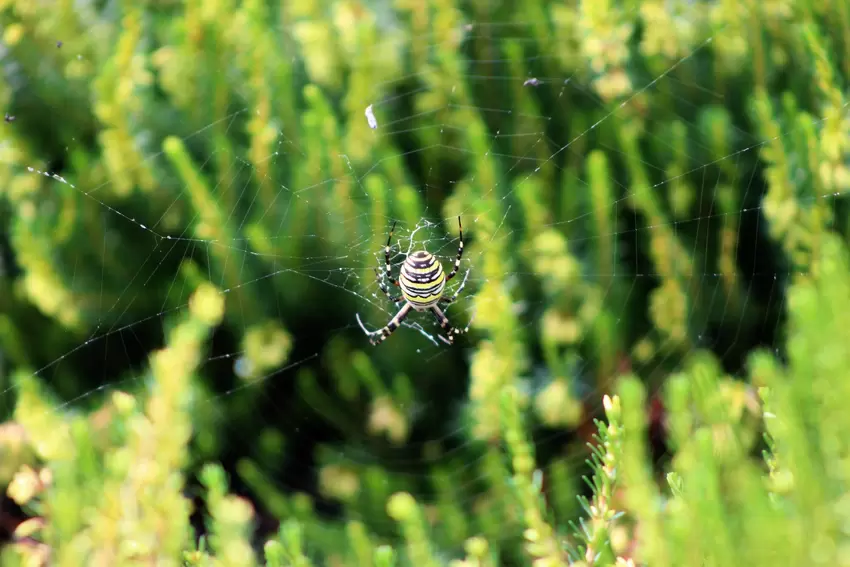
[0,0,849,566]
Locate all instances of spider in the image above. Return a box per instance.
[357,217,472,346]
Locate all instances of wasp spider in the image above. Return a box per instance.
[357,217,472,346]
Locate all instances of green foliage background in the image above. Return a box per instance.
[1,0,850,565]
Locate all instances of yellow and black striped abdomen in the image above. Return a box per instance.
[399,250,446,309]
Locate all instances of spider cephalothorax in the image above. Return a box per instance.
[358,217,471,346]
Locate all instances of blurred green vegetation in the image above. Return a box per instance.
[1,0,850,565]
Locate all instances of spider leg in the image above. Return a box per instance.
[439,268,470,306]
[384,220,400,288]
[374,268,402,303]
[431,304,472,345]
[358,303,412,346]
[445,216,464,282]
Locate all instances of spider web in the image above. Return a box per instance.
[0,1,845,560]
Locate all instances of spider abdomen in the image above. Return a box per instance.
[399,250,446,309]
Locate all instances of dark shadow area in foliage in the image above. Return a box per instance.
[49,318,163,413]
[728,173,786,371]
[0,495,26,548]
